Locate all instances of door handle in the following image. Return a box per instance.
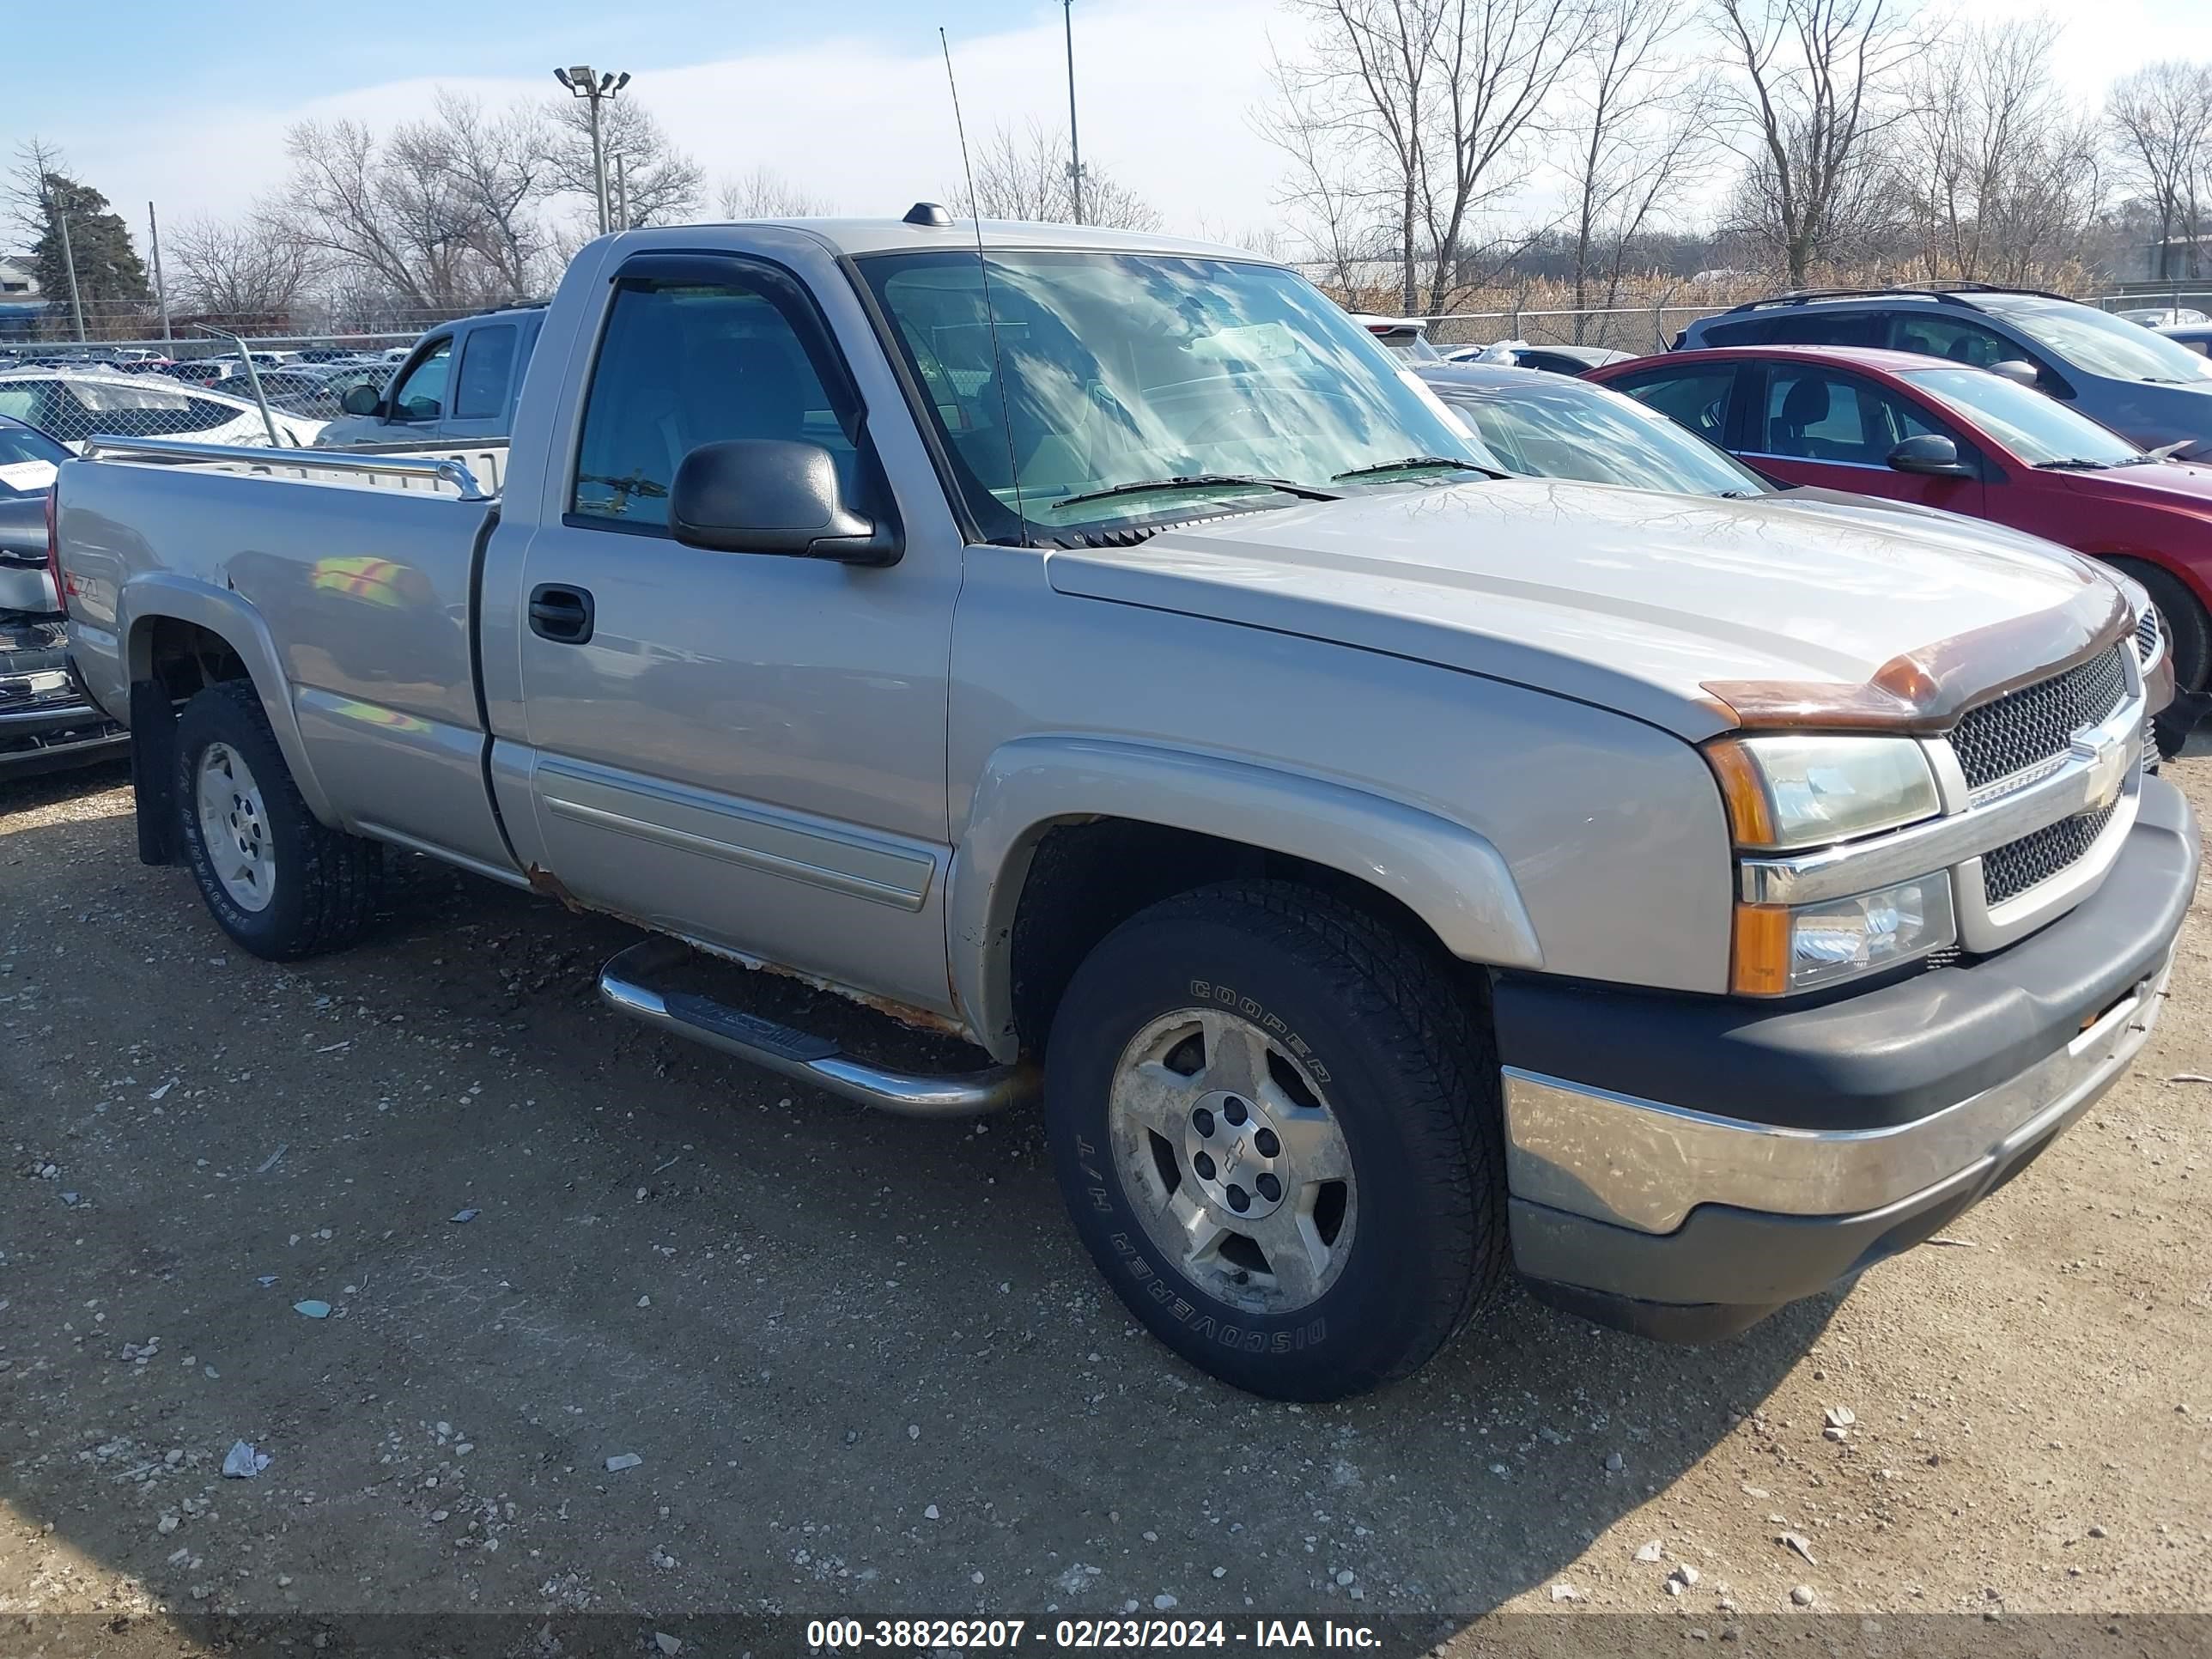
[528,584,594,644]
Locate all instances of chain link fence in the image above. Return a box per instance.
[0,351,403,450]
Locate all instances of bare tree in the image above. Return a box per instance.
[1191,217,1294,261]
[1896,19,2100,284]
[2106,59,2212,281]
[714,167,833,220]
[268,119,461,310]
[422,92,552,295]
[1263,0,1591,317]
[268,94,572,315]
[167,216,316,319]
[1253,55,1386,295]
[545,95,703,228]
[949,122,1161,230]
[1711,0,1923,283]
[4,137,70,248]
[1560,0,1714,338]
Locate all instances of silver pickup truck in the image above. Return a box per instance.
[54,213,2198,1400]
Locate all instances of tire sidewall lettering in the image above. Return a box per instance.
[1187,978,1332,1085]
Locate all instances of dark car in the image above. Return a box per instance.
[1675,285,2212,460]
[1443,341,1636,375]
[2161,323,2212,358]
[0,415,127,778]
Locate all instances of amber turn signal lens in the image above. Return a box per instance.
[1705,738,1777,848]
[1730,903,1791,997]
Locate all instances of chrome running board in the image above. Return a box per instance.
[596,939,1034,1118]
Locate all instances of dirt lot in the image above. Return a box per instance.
[3,756,2209,1657]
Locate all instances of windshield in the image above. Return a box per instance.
[0,421,66,497]
[1437,376,1771,496]
[1973,295,2212,385]
[857,250,1495,541]
[1901,367,2144,466]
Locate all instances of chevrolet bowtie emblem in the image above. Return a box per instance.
[2077,732,2128,813]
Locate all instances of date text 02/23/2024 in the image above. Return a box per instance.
[804,1619,1382,1650]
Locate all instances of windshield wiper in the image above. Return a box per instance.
[2033,459,2114,470]
[1049,474,1339,511]
[1331,455,1504,482]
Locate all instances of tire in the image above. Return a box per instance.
[1043,879,1505,1400]
[2112,559,2210,696]
[173,680,380,960]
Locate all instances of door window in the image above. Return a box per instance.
[387,339,453,422]
[1756,310,1885,347]
[570,267,860,531]
[453,324,517,421]
[1887,314,2016,369]
[1607,366,1739,442]
[1756,367,1946,465]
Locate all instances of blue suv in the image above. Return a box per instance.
[1674,285,2212,459]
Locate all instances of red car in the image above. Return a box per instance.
[1587,344,2212,708]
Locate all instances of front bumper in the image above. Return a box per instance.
[1496,773,2198,1340]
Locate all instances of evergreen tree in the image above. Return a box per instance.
[27,172,150,328]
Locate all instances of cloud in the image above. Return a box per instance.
[63,0,1289,243]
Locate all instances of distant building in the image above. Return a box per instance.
[0,257,45,342]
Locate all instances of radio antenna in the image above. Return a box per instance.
[939,27,1028,536]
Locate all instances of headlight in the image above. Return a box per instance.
[1731,872,1956,994]
[1705,734,1940,850]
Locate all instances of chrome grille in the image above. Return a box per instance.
[1951,646,2128,793]
[1982,801,2118,905]
[2136,609,2162,663]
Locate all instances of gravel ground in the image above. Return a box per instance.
[2,756,2209,1656]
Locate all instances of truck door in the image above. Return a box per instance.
[505,250,960,1018]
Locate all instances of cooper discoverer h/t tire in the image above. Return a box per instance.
[1044,880,1506,1400]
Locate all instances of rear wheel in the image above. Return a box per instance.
[1044,881,1505,1400]
[173,680,380,959]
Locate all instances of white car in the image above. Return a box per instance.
[2117,306,2209,328]
[0,368,326,453]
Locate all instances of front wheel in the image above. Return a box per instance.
[1044,881,1505,1400]
[173,680,381,960]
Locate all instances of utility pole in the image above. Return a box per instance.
[1062,0,1083,225]
[148,200,172,344]
[555,65,631,236]
[54,204,87,343]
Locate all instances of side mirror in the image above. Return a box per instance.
[339,384,380,417]
[670,440,901,564]
[1887,434,1975,477]
[1989,359,2040,390]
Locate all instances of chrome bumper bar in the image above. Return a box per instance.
[1502,951,2171,1237]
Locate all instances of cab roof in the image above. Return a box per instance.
[610,212,1267,264]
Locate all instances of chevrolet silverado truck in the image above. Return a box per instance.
[52,212,2199,1400]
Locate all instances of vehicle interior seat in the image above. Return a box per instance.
[1772,374,1838,458]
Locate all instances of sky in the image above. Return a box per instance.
[9,0,2212,253]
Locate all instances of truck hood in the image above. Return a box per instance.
[1044,478,2116,740]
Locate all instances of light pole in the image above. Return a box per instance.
[1062,0,1083,225]
[554,64,631,235]
[148,200,172,344]
[54,204,87,343]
